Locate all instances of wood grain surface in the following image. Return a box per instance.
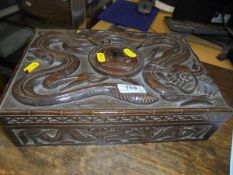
[0,63,232,175]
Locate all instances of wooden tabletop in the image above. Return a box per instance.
[0,7,233,175]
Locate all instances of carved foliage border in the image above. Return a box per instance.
[11,125,214,146]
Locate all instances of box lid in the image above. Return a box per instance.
[0,29,232,116]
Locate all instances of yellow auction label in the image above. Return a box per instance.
[23,62,40,73]
[96,52,106,63]
[76,29,81,33]
[123,48,137,58]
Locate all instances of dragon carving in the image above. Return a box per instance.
[12,31,158,106]
[141,35,213,106]
[12,30,214,106]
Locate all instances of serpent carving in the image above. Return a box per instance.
[12,30,214,106]
[142,34,212,106]
[12,31,158,106]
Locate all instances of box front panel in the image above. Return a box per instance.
[3,124,216,146]
[2,111,230,146]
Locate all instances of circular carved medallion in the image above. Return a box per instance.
[89,45,144,77]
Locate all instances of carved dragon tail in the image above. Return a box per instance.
[108,88,158,105]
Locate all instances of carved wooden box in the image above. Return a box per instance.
[0,29,232,146]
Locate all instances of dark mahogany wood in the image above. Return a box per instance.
[0,29,232,146]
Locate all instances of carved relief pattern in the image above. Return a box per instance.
[11,30,216,107]
[141,35,215,106]
[3,114,222,124]
[12,30,158,106]
[12,125,213,145]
